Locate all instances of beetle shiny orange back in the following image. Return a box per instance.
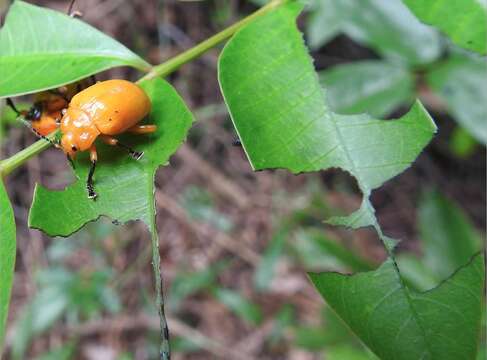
[60,79,151,158]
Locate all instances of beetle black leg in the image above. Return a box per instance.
[100,135,144,160]
[87,160,97,200]
[117,141,144,160]
[87,145,98,200]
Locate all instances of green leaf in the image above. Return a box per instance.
[291,229,374,272]
[0,180,16,349]
[213,288,263,325]
[219,2,436,236]
[309,253,485,360]
[268,304,295,344]
[180,186,233,232]
[315,0,442,64]
[34,342,76,360]
[13,286,69,359]
[418,190,482,281]
[320,60,414,118]
[306,0,341,49]
[169,260,229,309]
[395,254,439,291]
[403,0,487,54]
[29,78,193,235]
[326,345,379,360]
[449,126,479,158]
[0,1,150,97]
[427,51,487,144]
[253,228,286,291]
[294,325,329,350]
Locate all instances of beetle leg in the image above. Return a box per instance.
[127,124,157,135]
[87,145,98,200]
[100,135,144,160]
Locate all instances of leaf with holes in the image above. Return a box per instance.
[218,2,436,242]
[0,1,150,98]
[29,77,193,235]
[216,3,483,358]
[310,253,485,360]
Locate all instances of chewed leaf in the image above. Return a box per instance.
[218,2,436,204]
[0,1,151,97]
[29,78,193,236]
[309,253,485,360]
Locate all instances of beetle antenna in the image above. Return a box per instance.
[5,98,21,116]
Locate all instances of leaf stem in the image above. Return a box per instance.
[138,0,286,82]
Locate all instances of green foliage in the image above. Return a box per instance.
[34,343,75,360]
[0,0,485,358]
[253,228,286,291]
[291,229,373,272]
[310,0,441,64]
[219,1,435,235]
[29,78,193,236]
[305,0,341,49]
[403,0,487,54]
[0,181,15,348]
[417,190,482,281]
[169,260,229,309]
[12,231,121,359]
[180,186,233,232]
[213,288,263,325]
[310,253,485,360]
[219,3,484,358]
[427,50,487,143]
[449,126,479,157]
[0,1,150,97]
[319,60,414,118]
[313,0,487,144]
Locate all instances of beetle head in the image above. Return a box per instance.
[61,131,80,159]
[60,107,100,159]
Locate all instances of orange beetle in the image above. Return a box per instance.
[59,79,156,199]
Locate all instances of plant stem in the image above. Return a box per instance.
[0,130,59,177]
[138,0,285,82]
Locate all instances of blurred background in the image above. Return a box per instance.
[0,0,485,359]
